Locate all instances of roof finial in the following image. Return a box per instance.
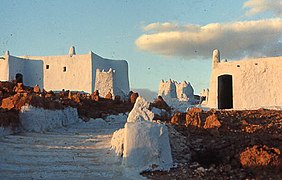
[69,46,76,57]
[4,50,10,56]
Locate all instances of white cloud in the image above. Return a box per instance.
[135,19,282,59]
[243,0,282,16]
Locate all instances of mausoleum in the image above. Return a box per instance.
[207,49,282,109]
[0,47,130,98]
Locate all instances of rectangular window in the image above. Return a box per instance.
[46,65,49,69]
[63,66,67,72]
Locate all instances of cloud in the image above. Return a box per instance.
[135,19,282,59]
[243,0,282,17]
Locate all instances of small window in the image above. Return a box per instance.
[237,65,240,67]
[63,66,67,72]
[255,63,258,65]
[46,65,49,69]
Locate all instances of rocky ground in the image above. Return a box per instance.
[0,81,135,128]
[1,81,281,179]
[142,108,282,179]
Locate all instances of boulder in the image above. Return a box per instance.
[151,96,170,111]
[13,83,24,93]
[33,85,40,93]
[240,145,281,168]
[114,95,121,103]
[130,92,139,104]
[111,96,173,173]
[105,91,113,100]
[128,91,133,102]
[185,108,203,128]
[91,90,100,101]
[1,97,14,110]
[204,114,221,129]
[171,112,186,125]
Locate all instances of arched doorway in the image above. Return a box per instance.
[15,73,23,83]
[218,75,233,109]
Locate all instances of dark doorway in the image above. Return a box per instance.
[218,75,233,109]
[15,73,23,83]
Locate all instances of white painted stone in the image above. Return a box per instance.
[127,96,154,123]
[123,121,173,172]
[111,96,173,173]
[207,49,282,109]
[19,105,80,132]
[111,128,125,157]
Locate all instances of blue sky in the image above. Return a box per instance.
[0,0,281,93]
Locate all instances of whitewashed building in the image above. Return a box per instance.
[158,79,195,102]
[0,47,130,98]
[207,49,282,109]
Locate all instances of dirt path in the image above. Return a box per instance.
[0,117,133,179]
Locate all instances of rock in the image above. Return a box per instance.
[13,83,24,93]
[33,84,40,93]
[130,92,139,104]
[114,95,121,103]
[151,96,171,111]
[185,108,203,128]
[240,145,281,168]
[171,112,186,125]
[204,114,221,129]
[105,91,113,100]
[128,91,133,102]
[73,93,81,103]
[1,97,14,110]
[45,91,55,98]
[0,90,3,101]
[91,90,100,101]
[59,89,66,98]
[68,91,72,99]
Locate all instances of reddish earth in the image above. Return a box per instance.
[143,108,282,179]
[0,81,134,127]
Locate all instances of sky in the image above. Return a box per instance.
[0,0,281,94]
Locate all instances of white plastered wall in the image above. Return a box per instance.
[94,68,114,98]
[25,54,92,92]
[207,56,282,109]
[0,50,130,95]
[0,54,9,81]
[91,52,130,96]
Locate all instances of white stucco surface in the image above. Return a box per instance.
[0,48,130,97]
[95,68,115,98]
[207,49,282,109]
[91,52,130,96]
